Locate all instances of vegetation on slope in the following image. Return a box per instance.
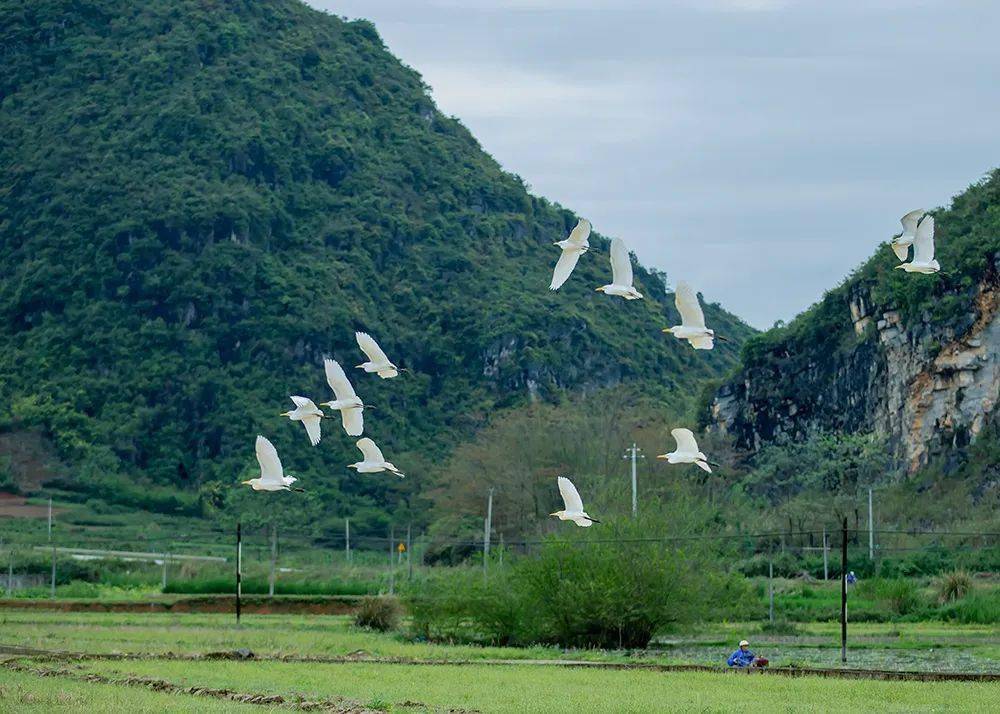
[0,0,752,533]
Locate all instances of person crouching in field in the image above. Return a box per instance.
[727,640,756,668]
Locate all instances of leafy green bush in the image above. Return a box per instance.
[407,510,748,649]
[855,578,926,617]
[354,595,402,632]
[938,591,1000,624]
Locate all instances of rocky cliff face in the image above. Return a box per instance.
[712,255,1000,473]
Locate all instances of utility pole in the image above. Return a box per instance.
[840,517,848,663]
[345,518,351,564]
[622,443,644,518]
[388,525,395,595]
[236,522,242,626]
[162,549,169,591]
[406,523,412,581]
[868,488,875,561]
[822,528,829,581]
[269,524,277,597]
[768,559,775,624]
[484,488,494,577]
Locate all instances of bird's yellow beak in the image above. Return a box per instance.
[662,327,673,333]
[241,480,252,485]
[656,454,668,459]
[549,512,559,516]
[595,287,604,292]
[893,265,904,270]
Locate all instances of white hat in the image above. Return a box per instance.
[739,640,749,647]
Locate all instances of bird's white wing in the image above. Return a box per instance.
[890,241,911,262]
[567,218,591,247]
[356,332,391,364]
[900,209,924,236]
[356,437,385,463]
[671,427,700,453]
[341,408,363,436]
[557,476,585,513]
[690,335,714,350]
[675,281,706,328]
[302,416,321,446]
[324,358,357,400]
[550,250,583,291]
[255,435,284,483]
[913,215,935,263]
[290,395,318,411]
[609,237,633,287]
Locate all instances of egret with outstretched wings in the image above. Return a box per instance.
[549,218,591,290]
[596,237,643,299]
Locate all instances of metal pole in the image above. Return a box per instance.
[47,498,52,542]
[823,528,829,581]
[868,488,875,561]
[345,518,351,564]
[484,488,494,576]
[236,522,242,625]
[406,523,412,581]
[841,517,848,663]
[768,559,774,624]
[630,444,638,518]
[50,545,56,598]
[388,525,395,595]
[162,551,169,590]
[269,524,277,597]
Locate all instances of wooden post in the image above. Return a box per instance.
[269,523,277,597]
[236,522,242,625]
[840,517,848,663]
[388,525,395,595]
[822,528,829,581]
[406,523,412,581]
[768,559,775,624]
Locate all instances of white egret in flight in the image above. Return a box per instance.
[321,358,368,436]
[657,428,716,473]
[348,437,405,477]
[895,215,940,274]
[550,476,600,526]
[891,209,925,261]
[281,396,324,446]
[663,281,725,350]
[356,332,403,379]
[596,237,643,300]
[549,218,591,290]
[242,436,303,492]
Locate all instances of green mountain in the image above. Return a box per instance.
[710,171,1000,505]
[0,0,752,532]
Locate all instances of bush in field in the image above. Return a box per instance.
[939,591,1000,624]
[406,505,748,649]
[354,595,402,632]
[935,570,973,604]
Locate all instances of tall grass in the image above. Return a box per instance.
[163,576,376,596]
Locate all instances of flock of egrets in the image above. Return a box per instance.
[243,209,940,529]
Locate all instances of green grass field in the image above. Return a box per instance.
[0,608,997,712]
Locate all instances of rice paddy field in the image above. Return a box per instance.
[0,609,996,712]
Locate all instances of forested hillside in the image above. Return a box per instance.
[0,0,752,534]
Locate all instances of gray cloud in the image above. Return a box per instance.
[309,0,1000,328]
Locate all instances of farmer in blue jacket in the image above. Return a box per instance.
[727,640,756,667]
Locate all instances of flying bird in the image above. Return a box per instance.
[657,428,715,473]
[281,396,324,446]
[895,215,940,274]
[549,218,591,290]
[241,436,302,492]
[321,358,367,436]
[356,332,403,379]
[348,437,405,477]
[891,209,925,262]
[596,237,643,300]
[550,476,600,527]
[663,281,725,350]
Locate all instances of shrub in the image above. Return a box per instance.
[406,508,749,649]
[939,591,1000,624]
[935,570,973,604]
[354,595,402,632]
[856,578,926,616]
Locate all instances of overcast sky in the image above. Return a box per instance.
[308,0,1000,328]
